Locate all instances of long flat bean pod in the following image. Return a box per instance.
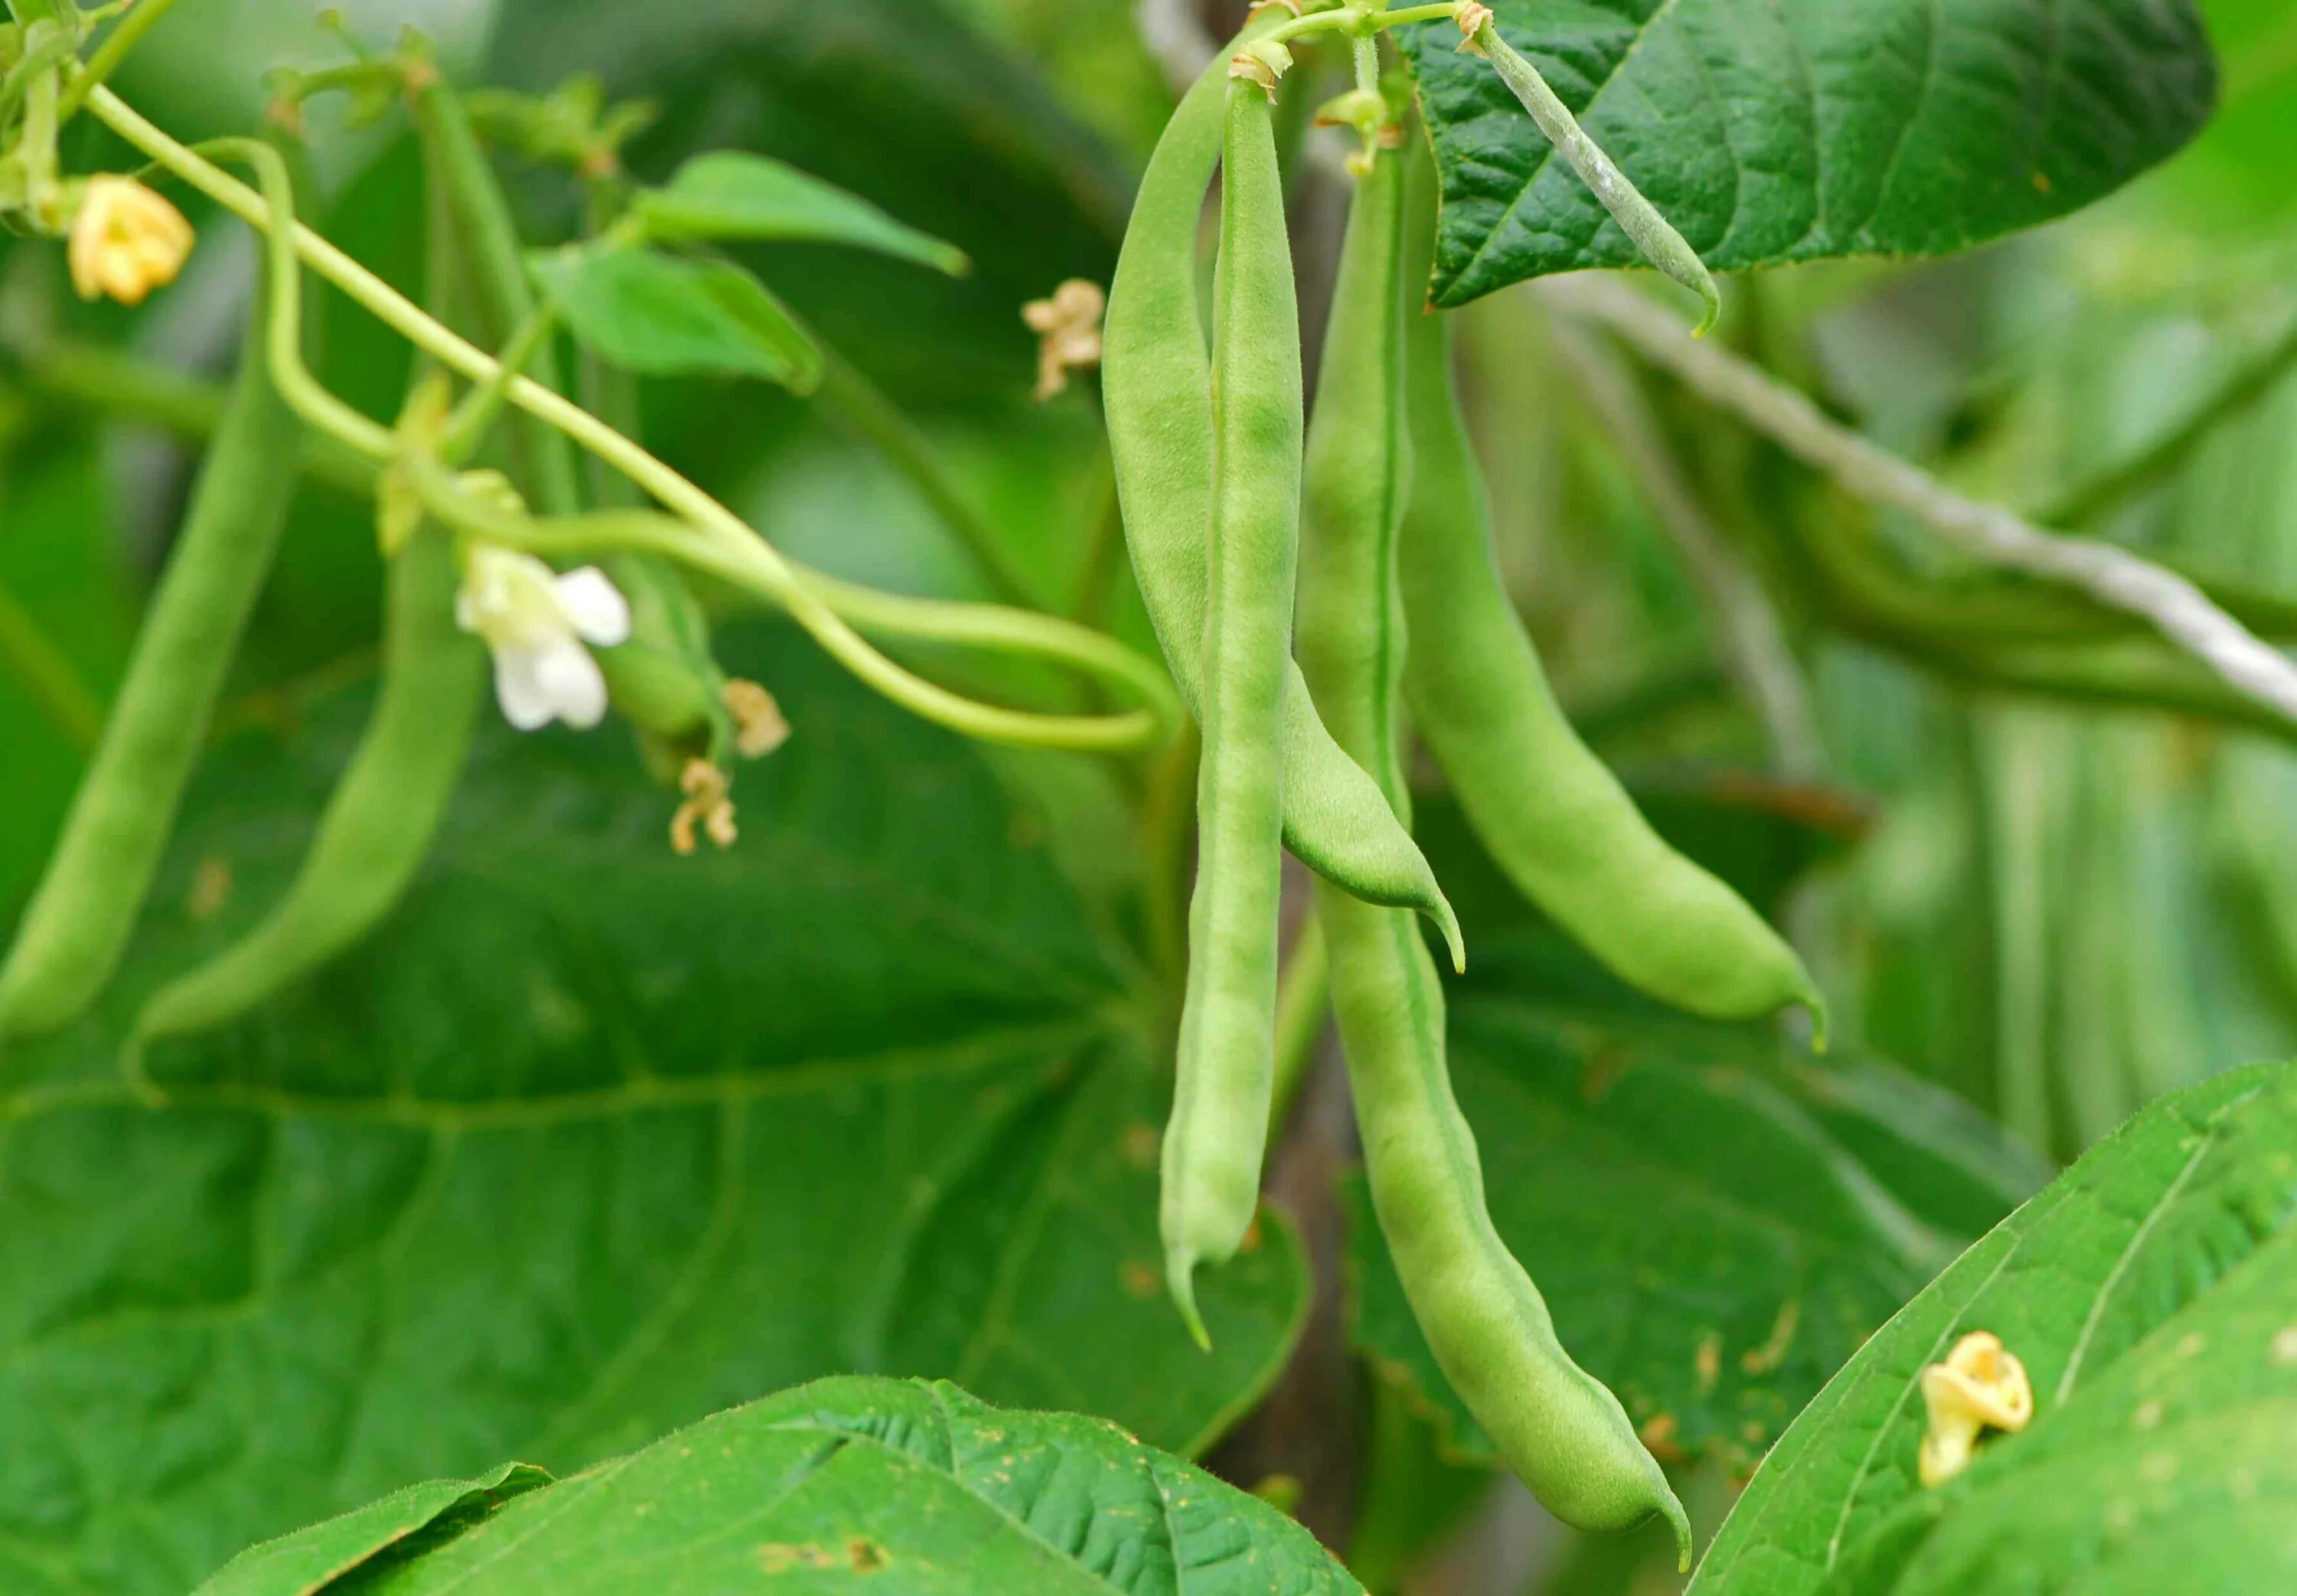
[0,282,302,1043]
[132,527,484,1046]
[1103,20,1461,970]
[1397,178,1822,1033]
[1160,81,1299,1345]
[1305,135,1691,1562]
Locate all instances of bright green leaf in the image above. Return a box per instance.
[527,246,825,390]
[1691,1063,2297,1594]
[1400,0,2218,307]
[192,1464,551,1596]
[0,628,1305,1596]
[636,152,971,277]
[1345,997,2050,1476]
[245,1379,1362,1595]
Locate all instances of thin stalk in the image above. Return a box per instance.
[1550,274,2297,728]
[93,89,1165,754]
[2037,315,2297,530]
[15,335,378,495]
[57,0,183,119]
[407,463,1178,749]
[810,348,1037,608]
[0,582,103,749]
[1266,920,1331,1131]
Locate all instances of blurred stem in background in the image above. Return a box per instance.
[0,581,102,749]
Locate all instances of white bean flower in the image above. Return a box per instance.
[454,544,631,730]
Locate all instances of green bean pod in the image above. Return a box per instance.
[1160,82,1299,1345]
[1397,186,1822,1035]
[1305,136,1691,1562]
[1104,22,1462,971]
[129,95,510,1049]
[0,293,301,1044]
[132,527,485,1046]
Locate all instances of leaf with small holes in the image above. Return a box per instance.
[0,624,1305,1596]
[204,1378,1364,1595]
[1398,0,2217,307]
[1690,1062,2297,1596]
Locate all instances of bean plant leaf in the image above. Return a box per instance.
[1399,0,2219,307]
[1345,997,2052,1477]
[636,152,972,277]
[0,627,1306,1596]
[196,1377,1365,1595]
[193,1464,551,1596]
[1688,1061,2297,1594]
[527,245,825,390]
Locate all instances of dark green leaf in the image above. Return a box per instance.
[244,1379,1362,1595]
[528,246,825,390]
[193,1464,551,1596]
[1345,996,2049,1476]
[0,627,1305,1596]
[1400,0,2218,306]
[636,152,970,277]
[1691,1063,2297,1594]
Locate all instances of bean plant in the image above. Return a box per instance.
[0,0,2290,1592]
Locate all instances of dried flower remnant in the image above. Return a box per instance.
[723,678,790,759]
[69,176,195,305]
[1023,279,1107,401]
[1456,4,1495,55]
[1918,1330,2034,1487]
[671,758,738,855]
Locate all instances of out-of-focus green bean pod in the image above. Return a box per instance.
[0,258,302,1044]
[133,526,484,1046]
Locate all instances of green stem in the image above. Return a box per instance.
[407,464,1179,750]
[5,334,371,495]
[57,0,183,120]
[2035,315,2297,530]
[0,23,76,127]
[1266,919,1331,1130]
[1267,2,1462,45]
[0,581,103,749]
[440,301,560,465]
[810,348,1037,608]
[93,87,1164,754]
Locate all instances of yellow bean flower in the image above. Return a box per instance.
[1918,1330,2034,1487]
[69,176,195,306]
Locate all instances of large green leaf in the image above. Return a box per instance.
[1345,997,2050,1477]
[1690,1062,2297,1594]
[1400,0,2218,307]
[196,1378,1364,1595]
[0,628,1305,1596]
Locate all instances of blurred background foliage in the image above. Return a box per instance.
[3,0,2295,1591]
